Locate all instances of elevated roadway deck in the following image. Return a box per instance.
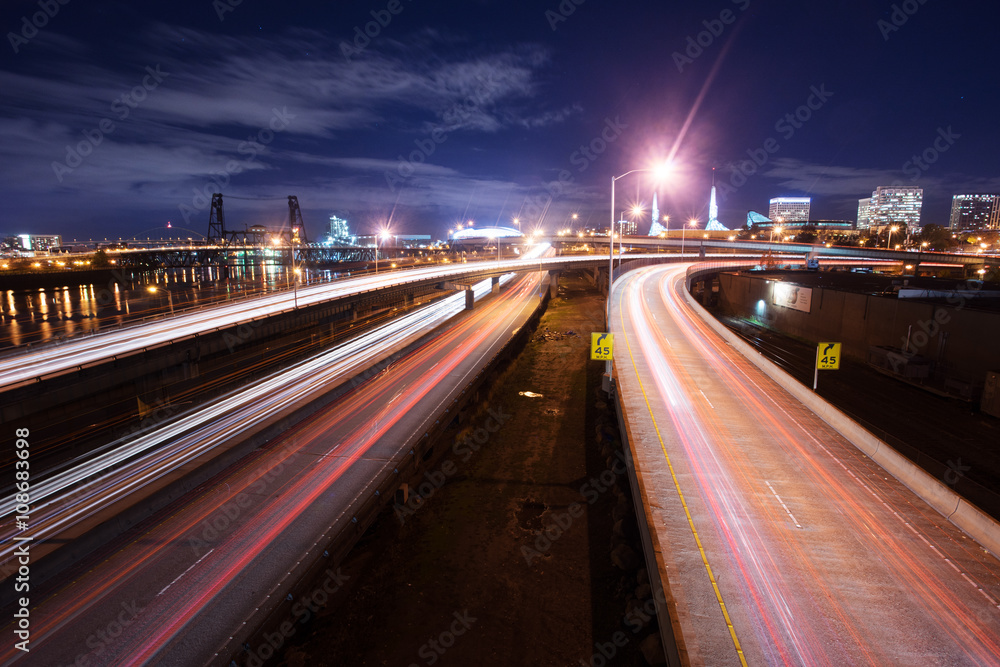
[611,262,1000,665]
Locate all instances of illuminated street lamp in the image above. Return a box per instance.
[147,285,174,315]
[609,162,671,301]
[887,224,899,250]
[375,230,392,274]
[608,162,670,387]
[486,230,501,263]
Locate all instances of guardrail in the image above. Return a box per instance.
[680,271,1000,560]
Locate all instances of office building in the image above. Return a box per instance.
[16,234,62,252]
[617,219,638,236]
[768,197,811,222]
[948,194,999,231]
[868,186,922,231]
[857,198,871,229]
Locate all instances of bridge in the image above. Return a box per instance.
[611,262,1000,665]
[1,245,998,665]
[85,234,994,277]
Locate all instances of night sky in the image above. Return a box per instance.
[2,0,998,242]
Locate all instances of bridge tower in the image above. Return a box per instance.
[207,194,227,245]
[287,196,308,243]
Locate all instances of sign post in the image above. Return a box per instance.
[591,333,614,361]
[814,342,841,390]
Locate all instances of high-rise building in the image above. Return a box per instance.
[16,234,62,252]
[857,198,871,229]
[327,215,352,244]
[618,219,638,236]
[768,197,811,222]
[948,194,999,231]
[868,186,922,231]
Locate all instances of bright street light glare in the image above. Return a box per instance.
[652,160,673,180]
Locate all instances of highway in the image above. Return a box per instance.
[0,253,765,392]
[612,263,1000,666]
[0,268,523,572]
[0,259,516,391]
[0,265,545,664]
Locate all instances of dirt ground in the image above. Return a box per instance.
[278,271,652,667]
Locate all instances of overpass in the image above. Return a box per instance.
[0,246,922,392]
[48,236,997,274]
[3,246,991,663]
[549,235,993,270]
[611,262,1000,665]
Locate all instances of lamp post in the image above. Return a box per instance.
[293,267,301,308]
[887,224,899,250]
[682,219,698,257]
[375,230,391,274]
[608,163,670,386]
[769,225,784,250]
[488,231,501,263]
[146,285,174,315]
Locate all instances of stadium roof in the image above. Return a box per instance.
[450,226,523,240]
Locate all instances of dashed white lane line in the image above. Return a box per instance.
[766,481,802,529]
[158,548,214,597]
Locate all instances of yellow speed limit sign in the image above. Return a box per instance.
[817,342,841,369]
[591,333,614,360]
[814,342,840,390]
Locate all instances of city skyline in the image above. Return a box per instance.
[1,2,998,240]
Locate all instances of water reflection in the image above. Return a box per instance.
[0,264,342,350]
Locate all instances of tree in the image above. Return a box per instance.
[794,224,817,244]
[914,224,952,250]
[92,249,111,267]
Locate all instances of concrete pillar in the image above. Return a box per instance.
[548,272,559,298]
[491,276,500,294]
[404,293,414,306]
[465,289,475,310]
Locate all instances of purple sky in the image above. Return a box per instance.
[1,1,998,241]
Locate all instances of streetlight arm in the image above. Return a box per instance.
[613,168,652,183]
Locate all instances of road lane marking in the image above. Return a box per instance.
[158,548,214,597]
[765,481,802,529]
[616,270,748,667]
[685,273,1000,616]
[699,389,715,409]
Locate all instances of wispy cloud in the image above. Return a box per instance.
[763,157,1000,201]
[0,23,577,234]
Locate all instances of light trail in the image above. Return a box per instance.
[0,258,533,569]
[613,263,1000,666]
[0,264,545,665]
[0,253,775,392]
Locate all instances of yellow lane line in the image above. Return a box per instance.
[615,269,748,667]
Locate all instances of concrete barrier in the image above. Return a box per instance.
[681,268,1000,560]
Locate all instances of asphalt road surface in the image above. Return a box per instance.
[0,271,544,665]
[612,263,1000,666]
